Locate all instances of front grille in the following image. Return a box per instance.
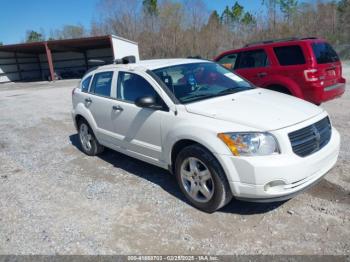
[288,117,332,157]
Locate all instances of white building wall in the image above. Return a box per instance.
[111,35,140,61]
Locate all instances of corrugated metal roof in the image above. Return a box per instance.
[0,35,113,53]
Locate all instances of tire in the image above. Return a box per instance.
[175,144,232,213]
[77,119,104,156]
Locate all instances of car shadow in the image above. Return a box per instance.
[69,134,286,215]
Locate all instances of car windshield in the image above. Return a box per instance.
[152,62,254,104]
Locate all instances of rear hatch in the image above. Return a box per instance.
[311,41,342,87]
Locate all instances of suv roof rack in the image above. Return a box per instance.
[244,37,319,47]
[114,55,136,65]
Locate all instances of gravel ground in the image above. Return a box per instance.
[0,65,349,255]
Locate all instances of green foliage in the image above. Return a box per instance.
[279,0,298,21]
[0,42,3,46]
[241,12,256,25]
[220,6,232,25]
[49,24,86,40]
[231,1,244,22]
[208,11,220,25]
[143,0,158,16]
[25,30,44,43]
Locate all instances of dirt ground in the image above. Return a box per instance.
[0,64,349,255]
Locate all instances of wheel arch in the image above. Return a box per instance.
[262,76,304,98]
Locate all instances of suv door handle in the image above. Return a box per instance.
[85,98,92,103]
[112,105,123,111]
[257,72,267,78]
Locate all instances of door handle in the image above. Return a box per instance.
[112,105,123,111]
[85,98,92,103]
[257,72,267,78]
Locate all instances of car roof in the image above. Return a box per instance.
[95,58,211,72]
[215,37,327,59]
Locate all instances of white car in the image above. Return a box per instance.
[71,58,340,212]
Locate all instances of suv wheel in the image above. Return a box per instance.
[175,144,232,213]
[78,120,104,156]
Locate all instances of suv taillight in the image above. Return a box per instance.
[304,69,319,82]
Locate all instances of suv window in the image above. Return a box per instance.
[274,45,306,66]
[81,75,92,92]
[90,71,113,97]
[235,50,269,69]
[217,53,237,70]
[312,42,339,64]
[117,72,158,103]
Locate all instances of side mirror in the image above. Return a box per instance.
[135,96,163,110]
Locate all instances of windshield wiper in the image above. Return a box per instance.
[181,93,217,102]
[216,86,252,96]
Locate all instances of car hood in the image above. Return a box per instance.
[184,89,324,131]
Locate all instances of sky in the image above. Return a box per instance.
[0,0,271,45]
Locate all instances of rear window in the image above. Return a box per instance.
[274,45,306,66]
[81,75,92,92]
[312,42,339,64]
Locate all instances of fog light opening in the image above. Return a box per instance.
[264,180,287,193]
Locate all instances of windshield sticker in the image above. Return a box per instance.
[224,73,245,82]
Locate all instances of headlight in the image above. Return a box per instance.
[218,132,279,156]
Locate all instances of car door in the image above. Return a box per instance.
[110,70,167,165]
[84,70,118,144]
[234,49,271,86]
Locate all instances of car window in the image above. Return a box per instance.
[312,42,339,64]
[274,45,306,66]
[235,50,269,69]
[217,53,237,70]
[90,71,113,97]
[81,75,92,92]
[117,72,158,103]
[152,62,253,104]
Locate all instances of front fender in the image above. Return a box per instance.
[162,125,232,165]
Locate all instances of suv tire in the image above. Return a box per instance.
[78,119,104,156]
[175,144,232,213]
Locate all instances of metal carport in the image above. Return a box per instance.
[0,35,139,83]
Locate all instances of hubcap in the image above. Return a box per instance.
[79,123,92,151]
[180,157,214,203]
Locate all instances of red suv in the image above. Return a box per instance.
[214,37,346,104]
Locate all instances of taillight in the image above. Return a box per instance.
[304,69,319,82]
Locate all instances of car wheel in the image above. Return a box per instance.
[175,144,232,213]
[78,120,104,156]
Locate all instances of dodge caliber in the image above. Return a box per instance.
[71,58,340,212]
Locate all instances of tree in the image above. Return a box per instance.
[143,0,158,16]
[207,10,220,28]
[55,24,86,39]
[337,0,350,42]
[25,30,44,43]
[241,12,256,26]
[221,6,232,25]
[232,1,244,22]
[279,0,298,24]
[0,42,3,46]
[262,0,280,30]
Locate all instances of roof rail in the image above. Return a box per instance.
[244,36,319,47]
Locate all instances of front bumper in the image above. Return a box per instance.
[215,124,340,201]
